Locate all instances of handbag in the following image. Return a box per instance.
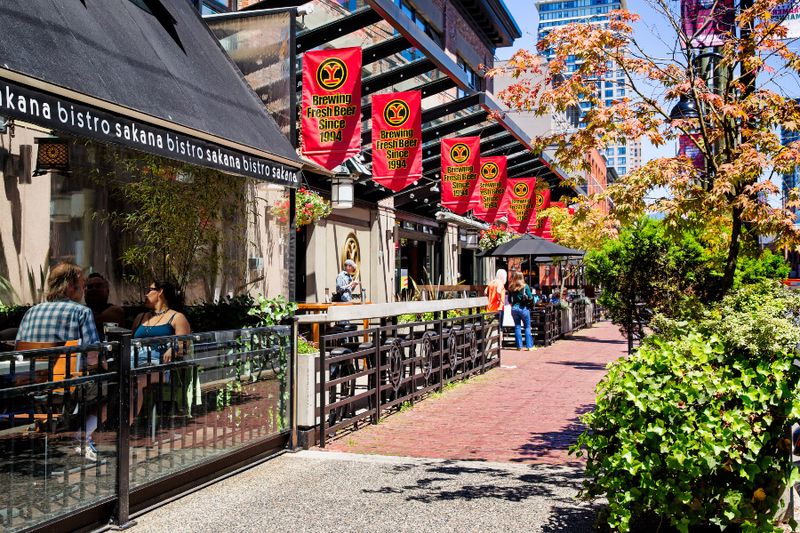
[502,304,514,328]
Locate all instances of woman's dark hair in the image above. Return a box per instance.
[152,280,184,311]
[507,271,526,293]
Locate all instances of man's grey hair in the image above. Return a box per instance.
[45,262,83,302]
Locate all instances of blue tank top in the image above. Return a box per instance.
[133,313,177,365]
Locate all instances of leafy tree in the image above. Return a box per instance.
[586,217,788,351]
[489,0,800,299]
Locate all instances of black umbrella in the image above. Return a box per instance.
[489,234,584,257]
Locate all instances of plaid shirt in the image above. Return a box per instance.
[16,300,100,345]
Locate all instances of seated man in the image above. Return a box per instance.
[15,262,101,460]
[333,259,360,302]
[84,273,125,334]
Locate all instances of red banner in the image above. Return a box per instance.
[472,156,508,223]
[371,91,422,192]
[301,47,362,170]
[501,177,537,233]
[531,188,553,239]
[678,133,705,170]
[440,136,480,214]
[681,0,734,48]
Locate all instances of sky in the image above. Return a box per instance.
[494,0,679,171]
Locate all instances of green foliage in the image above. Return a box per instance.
[297,335,318,355]
[247,294,297,327]
[184,295,259,333]
[574,281,800,532]
[585,217,791,345]
[397,312,435,324]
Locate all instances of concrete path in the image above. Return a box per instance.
[129,322,625,532]
[325,321,626,465]
[130,451,601,533]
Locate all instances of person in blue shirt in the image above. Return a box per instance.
[16,262,101,460]
[507,271,534,351]
[333,259,360,302]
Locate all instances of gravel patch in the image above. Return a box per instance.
[129,450,600,533]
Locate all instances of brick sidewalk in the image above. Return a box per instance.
[323,321,626,465]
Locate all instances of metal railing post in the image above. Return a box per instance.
[436,312,444,391]
[373,328,381,424]
[289,318,299,450]
[114,333,135,529]
[319,323,327,448]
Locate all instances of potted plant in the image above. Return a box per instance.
[478,223,517,251]
[270,188,332,229]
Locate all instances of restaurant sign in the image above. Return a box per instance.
[472,156,508,223]
[0,79,298,185]
[440,136,480,214]
[371,91,422,192]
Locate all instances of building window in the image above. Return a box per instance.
[457,57,481,97]
[396,0,443,61]
[201,0,230,14]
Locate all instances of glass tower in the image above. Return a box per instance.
[535,0,641,177]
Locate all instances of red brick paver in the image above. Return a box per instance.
[323,321,626,465]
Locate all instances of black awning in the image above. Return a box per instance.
[0,0,301,183]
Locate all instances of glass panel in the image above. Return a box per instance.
[208,12,293,140]
[128,327,291,488]
[0,343,118,532]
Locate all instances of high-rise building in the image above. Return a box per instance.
[781,125,800,222]
[535,0,641,177]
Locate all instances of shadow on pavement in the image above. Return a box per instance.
[541,504,600,532]
[565,336,626,345]
[547,361,609,371]
[363,459,586,505]
[510,404,594,466]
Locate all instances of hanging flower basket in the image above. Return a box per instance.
[478,223,517,251]
[270,188,332,228]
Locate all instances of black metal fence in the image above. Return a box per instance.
[0,326,292,533]
[317,311,501,446]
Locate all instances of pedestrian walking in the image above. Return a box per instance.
[507,271,534,351]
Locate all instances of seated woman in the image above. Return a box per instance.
[130,281,190,423]
[131,281,190,365]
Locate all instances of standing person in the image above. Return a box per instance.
[15,262,101,460]
[485,268,507,323]
[507,271,534,351]
[333,259,359,302]
[84,273,125,335]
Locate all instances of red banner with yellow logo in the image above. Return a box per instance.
[371,91,422,192]
[440,136,480,214]
[301,47,362,170]
[472,156,507,223]
[500,177,537,233]
[531,188,552,239]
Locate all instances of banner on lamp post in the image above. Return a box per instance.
[678,133,705,170]
[472,156,508,223]
[440,136,480,214]
[371,91,422,192]
[301,47,362,170]
[501,177,537,233]
[680,0,735,47]
[531,188,553,239]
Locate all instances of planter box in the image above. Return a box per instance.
[297,353,320,428]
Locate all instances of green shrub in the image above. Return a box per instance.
[574,281,800,532]
[247,294,298,327]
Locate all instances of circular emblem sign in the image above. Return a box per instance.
[536,193,545,208]
[316,58,348,91]
[449,143,471,164]
[513,182,529,198]
[480,162,500,181]
[384,99,410,127]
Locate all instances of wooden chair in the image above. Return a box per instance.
[8,340,80,428]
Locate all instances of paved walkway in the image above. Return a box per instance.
[325,321,626,465]
[129,321,626,532]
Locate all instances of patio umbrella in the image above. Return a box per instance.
[489,234,584,258]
